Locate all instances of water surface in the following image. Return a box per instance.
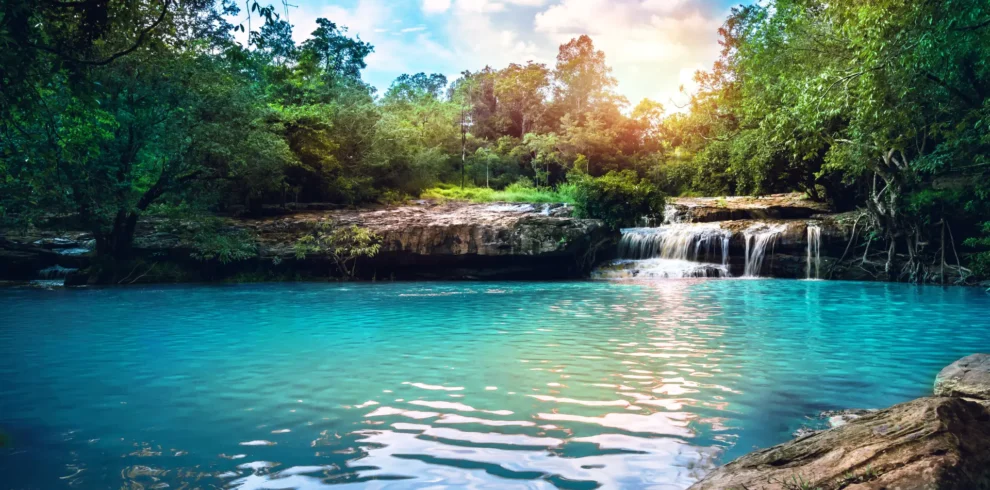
[2,280,988,489]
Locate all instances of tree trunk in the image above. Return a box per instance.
[460,107,467,189]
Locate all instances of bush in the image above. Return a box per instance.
[294,220,381,279]
[420,182,576,204]
[964,221,990,278]
[571,170,665,229]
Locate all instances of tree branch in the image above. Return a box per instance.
[28,0,172,67]
[953,18,990,32]
[923,71,979,108]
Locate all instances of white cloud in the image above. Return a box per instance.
[443,5,546,71]
[641,0,690,14]
[232,0,728,108]
[422,0,452,14]
[532,0,724,110]
[455,0,507,13]
[285,0,454,81]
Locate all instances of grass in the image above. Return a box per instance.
[421,182,577,204]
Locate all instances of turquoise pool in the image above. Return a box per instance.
[1,280,988,489]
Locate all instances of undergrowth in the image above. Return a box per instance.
[421,182,577,204]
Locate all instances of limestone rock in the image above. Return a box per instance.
[668,193,829,223]
[935,354,990,400]
[214,201,615,280]
[689,397,990,490]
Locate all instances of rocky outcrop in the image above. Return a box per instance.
[935,354,990,401]
[241,202,615,279]
[690,355,990,490]
[668,194,830,223]
[0,238,88,280]
[1,201,615,283]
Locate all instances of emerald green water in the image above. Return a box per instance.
[1,280,989,489]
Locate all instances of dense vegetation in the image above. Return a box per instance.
[1,0,988,282]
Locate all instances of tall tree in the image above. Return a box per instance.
[552,35,623,119]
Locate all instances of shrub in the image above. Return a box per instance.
[420,183,576,204]
[571,170,665,229]
[294,220,381,278]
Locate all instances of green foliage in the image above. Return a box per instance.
[421,182,576,204]
[189,228,258,265]
[294,220,381,278]
[150,205,258,264]
[964,222,990,277]
[571,171,665,229]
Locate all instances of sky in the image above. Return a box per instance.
[237,0,745,110]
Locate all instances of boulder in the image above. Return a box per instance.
[935,354,990,400]
[689,397,990,490]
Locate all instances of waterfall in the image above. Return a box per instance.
[662,204,683,224]
[806,224,821,279]
[618,224,731,265]
[38,265,77,279]
[32,265,78,288]
[742,224,785,277]
[602,223,732,279]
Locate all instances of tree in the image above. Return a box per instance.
[733,0,990,280]
[0,2,286,262]
[294,220,381,278]
[495,63,551,137]
[383,73,449,104]
[250,19,296,66]
[300,18,373,82]
[552,35,624,119]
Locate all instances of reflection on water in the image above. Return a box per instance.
[1,280,989,489]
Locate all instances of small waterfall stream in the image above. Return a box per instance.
[742,224,785,277]
[595,223,732,279]
[595,218,799,280]
[806,224,821,279]
[32,265,77,288]
[592,195,833,281]
[617,224,731,263]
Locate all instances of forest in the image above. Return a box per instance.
[1,0,989,282]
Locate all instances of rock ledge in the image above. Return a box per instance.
[690,354,990,490]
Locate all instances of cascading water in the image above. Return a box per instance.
[662,204,683,224]
[32,265,78,288]
[742,224,786,277]
[617,224,732,264]
[806,224,821,280]
[595,223,732,279]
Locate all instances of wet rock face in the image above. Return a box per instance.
[689,397,990,490]
[935,354,990,400]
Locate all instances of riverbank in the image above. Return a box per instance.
[1,193,983,287]
[0,200,616,285]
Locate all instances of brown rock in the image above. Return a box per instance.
[239,201,615,279]
[935,354,990,400]
[689,397,990,490]
[669,193,830,223]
